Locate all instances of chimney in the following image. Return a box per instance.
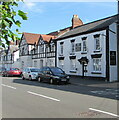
[72,15,83,29]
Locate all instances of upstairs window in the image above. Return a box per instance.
[82,37,87,52]
[83,40,87,52]
[94,34,101,51]
[70,39,75,53]
[51,44,55,52]
[75,43,81,52]
[60,42,64,55]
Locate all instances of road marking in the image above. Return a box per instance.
[27,91,60,102]
[89,108,119,118]
[1,84,16,89]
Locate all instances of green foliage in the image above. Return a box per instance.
[0,0,27,47]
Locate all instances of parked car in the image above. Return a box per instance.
[22,67,40,80]
[37,67,70,84]
[2,68,22,77]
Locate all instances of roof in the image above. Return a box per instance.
[23,32,55,45]
[23,32,41,44]
[40,35,55,43]
[56,14,118,40]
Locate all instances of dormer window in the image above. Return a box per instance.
[94,34,101,51]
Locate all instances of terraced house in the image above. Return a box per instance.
[19,32,55,69]
[19,15,83,69]
[56,14,119,82]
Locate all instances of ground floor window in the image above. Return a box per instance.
[34,61,37,68]
[70,59,76,71]
[59,60,64,69]
[93,58,101,72]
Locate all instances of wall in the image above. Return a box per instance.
[57,30,107,78]
[109,22,118,82]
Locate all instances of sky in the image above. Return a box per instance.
[12,2,118,36]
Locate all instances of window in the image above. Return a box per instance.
[94,34,101,51]
[51,44,55,52]
[70,59,76,71]
[82,40,87,52]
[93,58,101,72]
[39,45,44,53]
[75,43,81,52]
[59,60,64,69]
[60,42,64,55]
[34,61,37,67]
[95,37,100,50]
[71,40,75,53]
[22,48,24,55]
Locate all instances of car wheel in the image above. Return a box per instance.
[38,77,42,82]
[50,78,53,84]
[29,76,32,81]
[22,75,25,80]
[6,74,9,77]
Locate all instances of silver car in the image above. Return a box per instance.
[22,67,40,80]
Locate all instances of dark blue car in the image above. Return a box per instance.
[37,67,70,84]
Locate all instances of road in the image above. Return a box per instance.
[0,76,118,118]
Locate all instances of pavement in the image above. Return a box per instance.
[70,76,119,89]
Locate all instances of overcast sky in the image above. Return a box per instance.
[12,2,118,36]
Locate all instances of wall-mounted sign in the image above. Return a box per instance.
[110,51,116,65]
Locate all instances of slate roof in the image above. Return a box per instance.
[56,14,119,40]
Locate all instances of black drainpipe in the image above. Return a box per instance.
[117,1,119,81]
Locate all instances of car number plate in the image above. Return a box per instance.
[61,79,66,81]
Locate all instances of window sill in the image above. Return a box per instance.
[93,50,101,53]
[81,52,87,54]
[91,71,102,74]
[70,70,77,73]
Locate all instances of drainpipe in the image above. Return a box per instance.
[117,1,119,81]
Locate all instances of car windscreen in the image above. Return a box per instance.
[50,68,64,75]
[30,68,40,72]
[11,68,19,71]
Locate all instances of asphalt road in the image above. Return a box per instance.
[0,76,118,118]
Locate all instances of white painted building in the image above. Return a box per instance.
[0,43,20,69]
[56,14,119,82]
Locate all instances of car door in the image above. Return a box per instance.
[45,68,51,82]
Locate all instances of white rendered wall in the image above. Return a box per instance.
[57,30,106,78]
[109,22,118,82]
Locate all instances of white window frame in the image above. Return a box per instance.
[75,43,81,52]
[70,59,76,71]
[82,40,87,52]
[92,58,101,72]
[59,60,64,69]
[60,44,63,55]
[94,37,101,51]
[71,41,75,53]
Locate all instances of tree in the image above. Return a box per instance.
[0,0,27,47]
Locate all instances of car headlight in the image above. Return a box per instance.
[53,76,60,79]
[67,76,70,79]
